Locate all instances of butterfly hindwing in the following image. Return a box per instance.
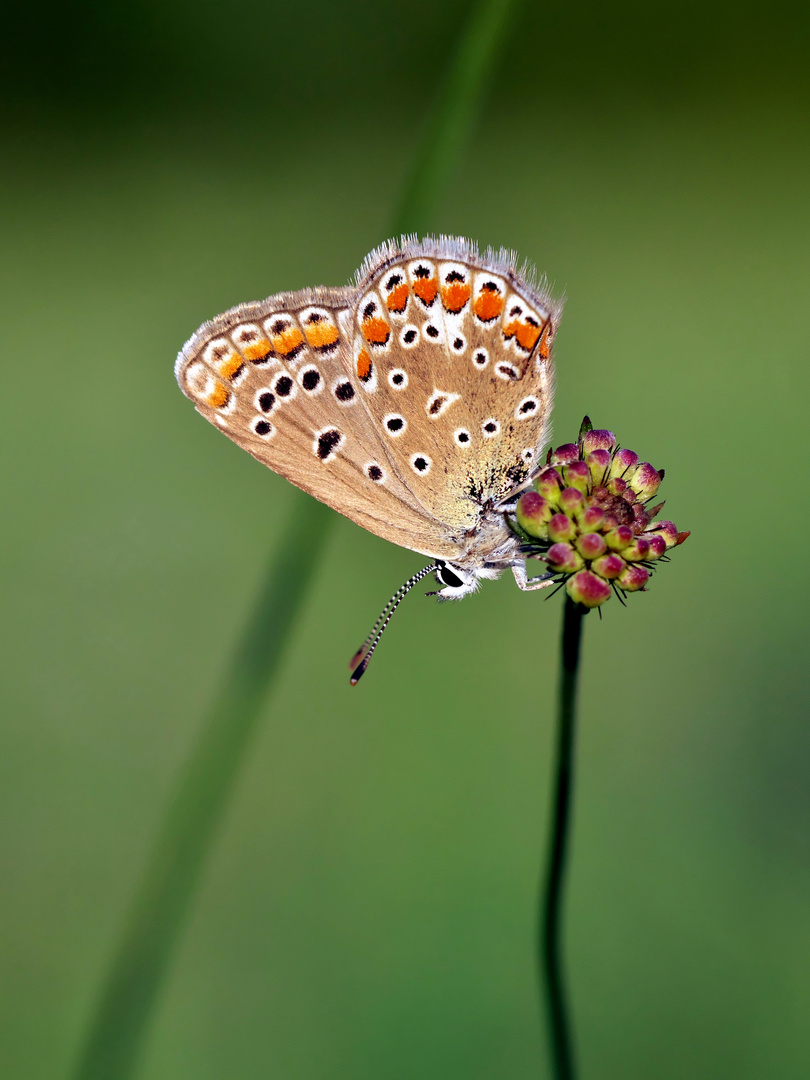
[175,287,465,559]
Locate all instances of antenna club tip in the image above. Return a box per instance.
[349,647,366,670]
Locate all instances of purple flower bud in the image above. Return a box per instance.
[609,448,639,479]
[618,564,649,591]
[628,462,662,500]
[516,491,552,538]
[605,525,634,551]
[651,520,679,547]
[546,542,584,573]
[566,570,612,607]
[646,534,668,560]
[606,477,628,496]
[534,467,563,500]
[581,428,616,453]
[576,532,608,560]
[592,553,625,579]
[623,537,651,562]
[580,506,605,531]
[585,448,612,485]
[563,460,591,493]
[548,513,577,543]
[550,443,580,465]
[558,487,585,515]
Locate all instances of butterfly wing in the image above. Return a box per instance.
[345,238,562,533]
[175,287,463,559]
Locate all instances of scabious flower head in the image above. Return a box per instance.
[512,418,690,608]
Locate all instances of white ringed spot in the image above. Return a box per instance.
[365,462,386,483]
[298,364,323,394]
[472,348,489,369]
[254,388,276,413]
[453,428,471,448]
[482,418,501,438]
[388,368,408,389]
[332,378,357,404]
[383,413,407,437]
[410,453,432,475]
[426,389,460,418]
[495,361,521,382]
[252,417,275,440]
[399,324,420,348]
[313,427,344,462]
[273,372,296,401]
[516,396,540,419]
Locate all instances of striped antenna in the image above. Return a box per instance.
[349,564,438,685]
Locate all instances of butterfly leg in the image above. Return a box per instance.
[511,563,556,591]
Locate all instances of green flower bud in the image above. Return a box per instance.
[547,542,584,573]
[534,467,563,500]
[576,532,607,560]
[516,491,553,538]
[550,443,580,465]
[566,570,611,607]
[558,487,585,516]
[628,462,662,500]
[592,553,625,579]
[548,513,577,543]
[563,460,591,494]
[581,428,616,453]
[618,564,649,591]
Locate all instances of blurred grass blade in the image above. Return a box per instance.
[73,497,333,1080]
[72,1,523,1077]
[393,0,519,235]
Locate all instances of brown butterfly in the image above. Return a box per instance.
[176,236,563,680]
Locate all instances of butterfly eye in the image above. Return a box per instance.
[436,562,465,589]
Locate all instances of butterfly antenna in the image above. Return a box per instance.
[349,564,439,685]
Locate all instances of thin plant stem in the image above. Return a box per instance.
[72,2,524,1078]
[541,596,585,1080]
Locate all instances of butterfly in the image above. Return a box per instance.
[175,236,563,681]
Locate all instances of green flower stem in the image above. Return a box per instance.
[72,2,523,1078]
[541,596,585,1080]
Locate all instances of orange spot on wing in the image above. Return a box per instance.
[361,317,390,344]
[516,320,543,351]
[272,327,305,355]
[538,322,553,359]
[207,384,230,409]
[219,354,244,380]
[474,289,504,322]
[412,277,438,306]
[441,281,471,313]
[243,340,272,362]
[386,283,409,312]
[473,287,505,319]
[504,318,543,351]
[304,322,340,348]
[356,348,372,380]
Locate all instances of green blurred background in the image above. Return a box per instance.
[2,1,809,1077]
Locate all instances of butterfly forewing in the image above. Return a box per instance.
[349,241,560,534]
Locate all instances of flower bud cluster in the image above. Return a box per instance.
[512,420,689,608]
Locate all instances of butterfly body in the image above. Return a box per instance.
[176,236,562,602]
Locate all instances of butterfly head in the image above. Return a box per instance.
[430,560,481,600]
